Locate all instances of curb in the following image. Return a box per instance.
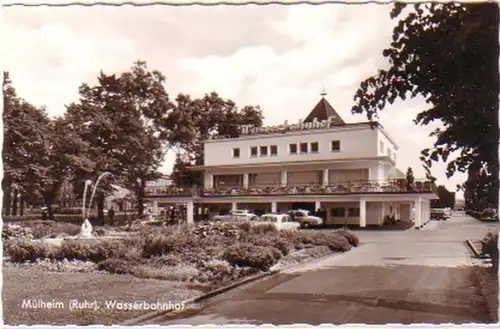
[471,265,498,322]
[121,247,354,325]
[121,269,280,325]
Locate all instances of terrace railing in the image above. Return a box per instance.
[145,179,438,197]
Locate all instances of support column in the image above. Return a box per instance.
[232,202,237,211]
[315,200,321,211]
[322,168,329,187]
[359,198,366,227]
[205,173,214,189]
[243,173,249,189]
[152,200,158,216]
[281,170,288,187]
[186,200,194,225]
[271,201,277,213]
[414,197,422,229]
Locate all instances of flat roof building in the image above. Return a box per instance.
[145,95,437,228]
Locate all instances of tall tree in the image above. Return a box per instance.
[351,3,499,208]
[3,72,50,215]
[65,61,191,219]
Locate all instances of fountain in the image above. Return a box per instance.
[78,172,112,238]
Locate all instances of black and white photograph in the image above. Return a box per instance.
[1,1,499,326]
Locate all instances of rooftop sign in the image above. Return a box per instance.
[240,116,339,135]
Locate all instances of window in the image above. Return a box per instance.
[380,141,384,153]
[270,145,278,156]
[250,146,258,157]
[260,146,268,156]
[348,208,360,217]
[331,207,346,217]
[289,143,297,154]
[232,148,240,158]
[387,148,391,158]
[299,142,308,153]
[310,142,319,153]
[331,140,340,152]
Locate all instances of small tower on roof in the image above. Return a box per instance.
[303,88,346,125]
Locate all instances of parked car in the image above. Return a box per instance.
[481,208,498,222]
[430,208,447,220]
[288,209,323,229]
[212,209,259,222]
[256,213,300,231]
[443,207,452,218]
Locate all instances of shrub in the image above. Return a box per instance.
[309,232,352,252]
[15,221,80,239]
[237,222,252,233]
[249,234,294,256]
[335,230,360,247]
[58,239,124,263]
[222,243,281,271]
[141,230,197,258]
[251,223,278,235]
[5,239,56,262]
[130,264,201,282]
[97,258,130,274]
[199,259,235,282]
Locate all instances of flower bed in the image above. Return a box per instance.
[4,222,360,288]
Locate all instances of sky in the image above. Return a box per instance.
[1,3,466,198]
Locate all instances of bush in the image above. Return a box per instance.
[199,259,235,282]
[335,230,360,247]
[309,232,352,252]
[97,258,130,274]
[58,239,124,263]
[249,234,294,256]
[222,243,281,271]
[19,221,80,239]
[251,223,278,235]
[237,222,252,233]
[5,239,56,262]
[141,230,197,258]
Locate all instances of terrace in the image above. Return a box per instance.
[144,179,438,197]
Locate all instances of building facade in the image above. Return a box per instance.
[144,96,438,228]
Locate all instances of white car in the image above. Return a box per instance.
[213,209,259,222]
[256,213,300,231]
[288,209,323,229]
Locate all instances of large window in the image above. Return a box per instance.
[387,148,392,158]
[348,208,360,217]
[310,142,319,153]
[232,148,240,158]
[289,143,297,154]
[250,146,258,157]
[331,140,341,152]
[331,207,346,217]
[270,145,278,156]
[299,142,308,153]
[260,146,268,156]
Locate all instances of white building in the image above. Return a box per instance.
[145,96,438,228]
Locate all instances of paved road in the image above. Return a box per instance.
[150,213,498,325]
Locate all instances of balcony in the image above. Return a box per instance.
[145,179,438,197]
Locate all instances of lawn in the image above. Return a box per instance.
[3,266,202,325]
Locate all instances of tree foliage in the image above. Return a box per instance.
[64,61,192,218]
[352,3,499,207]
[171,92,263,186]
